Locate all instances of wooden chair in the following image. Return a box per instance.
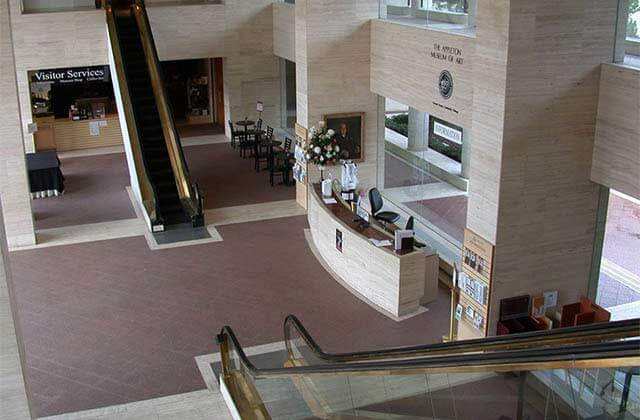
[275,136,293,156]
[228,120,241,149]
[254,132,270,172]
[238,128,255,158]
[269,149,291,186]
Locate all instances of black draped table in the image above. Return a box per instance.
[26,151,65,198]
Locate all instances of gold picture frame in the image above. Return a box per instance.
[323,112,365,162]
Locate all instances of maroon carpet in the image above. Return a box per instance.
[31,142,294,231]
[404,195,468,244]
[184,143,295,209]
[31,153,136,230]
[9,215,449,417]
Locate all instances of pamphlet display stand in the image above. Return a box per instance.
[455,228,495,340]
[294,123,308,209]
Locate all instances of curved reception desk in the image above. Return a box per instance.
[307,183,437,319]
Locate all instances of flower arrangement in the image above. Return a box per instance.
[304,123,340,170]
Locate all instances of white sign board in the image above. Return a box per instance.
[433,121,462,145]
[256,101,264,112]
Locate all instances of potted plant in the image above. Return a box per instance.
[303,122,340,180]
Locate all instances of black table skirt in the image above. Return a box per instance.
[26,152,65,194]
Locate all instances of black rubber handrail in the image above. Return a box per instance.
[283,315,640,364]
[218,323,640,380]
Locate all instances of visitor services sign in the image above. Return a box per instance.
[30,66,110,84]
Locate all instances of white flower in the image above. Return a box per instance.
[305,153,311,159]
[327,145,333,151]
[320,156,324,162]
[314,146,321,154]
[327,129,335,136]
[335,145,340,152]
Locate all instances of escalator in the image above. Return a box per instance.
[217,318,640,419]
[104,0,204,231]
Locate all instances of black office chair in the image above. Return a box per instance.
[405,216,414,230]
[405,216,427,248]
[369,188,400,226]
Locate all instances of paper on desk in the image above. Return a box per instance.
[369,238,392,247]
[323,198,337,204]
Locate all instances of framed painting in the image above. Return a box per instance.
[324,112,364,162]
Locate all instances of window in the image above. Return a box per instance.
[628,0,640,40]
[386,0,411,7]
[420,0,466,13]
[22,0,94,13]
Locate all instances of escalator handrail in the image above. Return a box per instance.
[218,324,640,380]
[283,315,640,363]
[104,2,162,226]
[132,0,202,220]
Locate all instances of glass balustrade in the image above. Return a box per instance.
[219,319,640,420]
[379,0,477,36]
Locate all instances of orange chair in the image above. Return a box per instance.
[560,296,610,328]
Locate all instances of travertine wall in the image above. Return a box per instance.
[2,0,280,245]
[370,19,474,129]
[469,0,620,334]
[0,4,35,415]
[147,3,225,61]
[295,0,380,188]
[223,0,281,135]
[0,0,36,248]
[8,0,108,153]
[592,63,640,199]
[0,192,32,419]
[273,2,295,62]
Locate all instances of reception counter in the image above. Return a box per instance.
[307,183,437,319]
[34,114,124,152]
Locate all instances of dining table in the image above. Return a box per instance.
[235,119,255,143]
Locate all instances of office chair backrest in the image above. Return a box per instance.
[369,188,384,215]
[405,216,414,230]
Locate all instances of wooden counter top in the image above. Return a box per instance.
[310,183,418,257]
[307,182,429,319]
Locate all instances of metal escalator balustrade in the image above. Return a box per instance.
[104,0,204,230]
[217,318,640,419]
[283,315,640,365]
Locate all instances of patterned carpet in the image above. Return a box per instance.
[9,215,450,417]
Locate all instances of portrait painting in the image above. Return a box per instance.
[324,113,364,162]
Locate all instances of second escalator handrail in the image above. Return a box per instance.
[283,314,640,364]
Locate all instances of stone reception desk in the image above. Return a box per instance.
[307,183,435,319]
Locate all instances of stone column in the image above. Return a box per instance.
[0,193,33,419]
[0,0,35,248]
[295,0,381,190]
[466,0,620,336]
[407,107,428,151]
[223,0,282,138]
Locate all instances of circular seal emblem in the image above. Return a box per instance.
[439,70,454,99]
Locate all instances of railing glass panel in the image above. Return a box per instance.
[379,0,477,36]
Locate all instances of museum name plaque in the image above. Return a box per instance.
[430,43,464,65]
